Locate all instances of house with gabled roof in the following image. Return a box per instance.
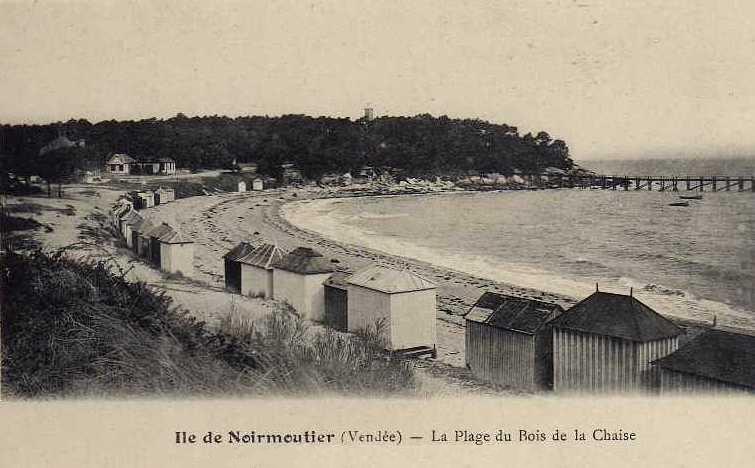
[106,154,137,175]
[653,328,755,395]
[464,292,564,390]
[346,265,437,352]
[550,289,683,393]
[238,243,286,299]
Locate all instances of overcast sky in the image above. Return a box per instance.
[1,0,754,160]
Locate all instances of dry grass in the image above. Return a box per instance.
[1,250,416,399]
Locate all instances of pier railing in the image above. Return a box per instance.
[526,174,755,192]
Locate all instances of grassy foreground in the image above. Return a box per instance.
[0,250,415,399]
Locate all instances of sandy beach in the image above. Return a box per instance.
[10,183,560,396]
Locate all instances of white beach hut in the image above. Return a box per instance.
[158,228,194,276]
[252,178,264,191]
[238,243,286,298]
[346,265,437,352]
[271,247,336,321]
[237,181,247,192]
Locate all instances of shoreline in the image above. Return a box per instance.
[270,189,750,334]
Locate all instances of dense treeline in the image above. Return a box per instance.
[0,114,573,180]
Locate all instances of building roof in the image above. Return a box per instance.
[146,223,174,240]
[653,329,755,389]
[139,157,176,163]
[223,242,256,261]
[122,212,144,226]
[324,271,351,290]
[132,217,154,233]
[237,243,286,269]
[271,247,336,274]
[464,292,564,334]
[159,229,193,244]
[107,153,136,164]
[548,291,683,342]
[346,265,436,294]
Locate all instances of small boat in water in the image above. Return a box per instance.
[679,194,703,200]
[669,201,690,207]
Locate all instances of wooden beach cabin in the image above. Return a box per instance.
[237,243,285,298]
[133,191,155,210]
[324,272,350,332]
[271,247,336,321]
[550,290,683,394]
[147,223,175,266]
[154,187,175,205]
[237,181,247,193]
[464,292,564,391]
[223,242,255,292]
[158,229,194,276]
[346,265,437,352]
[252,178,264,191]
[131,217,153,255]
[121,211,144,248]
[135,220,156,257]
[652,329,755,395]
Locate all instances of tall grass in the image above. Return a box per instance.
[1,250,416,399]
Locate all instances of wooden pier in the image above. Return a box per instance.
[529,174,755,192]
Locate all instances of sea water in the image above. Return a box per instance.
[285,158,754,329]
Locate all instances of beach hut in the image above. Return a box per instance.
[147,223,175,266]
[222,242,256,292]
[653,329,755,395]
[135,220,156,257]
[549,290,683,394]
[237,181,247,192]
[237,243,286,298]
[464,292,565,391]
[158,229,194,276]
[115,205,136,235]
[252,178,264,191]
[154,187,175,205]
[324,272,350,331]
[121,211,144,248]
[271,247,336,321]
[346,265,437,352]
[132,191,155,210]
[131,217,152,255]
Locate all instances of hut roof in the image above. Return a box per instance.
[548,291,683,342]
[237,243,286,269]
[324,271,351,290]
[465,292,564,334]
[271,247,336,274]
[346,265,436,294]
[159,229,193,244]
[123,212,144,226]
[147,223,174,240]
[132,217,154,233]
[223,242,256,261]
[653,329,755,389]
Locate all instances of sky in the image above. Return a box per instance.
[1,0,754,160]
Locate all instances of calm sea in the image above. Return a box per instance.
[285,158,754,329]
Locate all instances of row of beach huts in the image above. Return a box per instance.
[223,240,754,395]
[110,189,753,395]
[110,188,195,277]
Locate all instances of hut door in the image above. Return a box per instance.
[150,238,161,265]
[224,259,241,292]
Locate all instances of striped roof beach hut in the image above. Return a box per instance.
[550,290,683,394]
[223,242,255,292]
[272,247,336,321]
[237,243,286,299]
[158,228,194,276]
[346,265,437,352]
[653,329,755,395]
[465,292,564,391]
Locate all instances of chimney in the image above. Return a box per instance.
[595,282,599,292]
